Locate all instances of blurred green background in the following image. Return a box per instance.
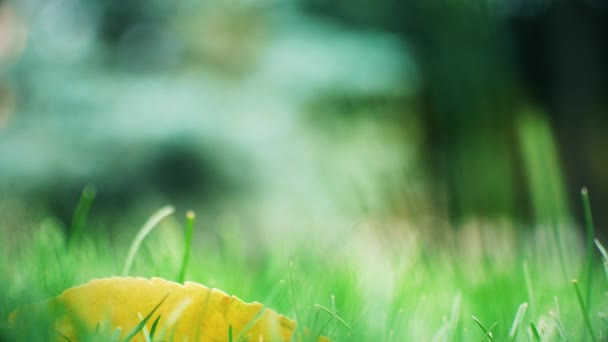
[0,0,607,235]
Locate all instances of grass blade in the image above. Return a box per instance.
[449,293,462,341]
[581,187,595,309]
[331,295,339,339]
[235,280,287,342]
[136,313,151,342]
[594,238,608,284]
[529,321,541,342]
[523,262,535,319]
[235,307,268,342]
[314,304,351,331]
[111,327,122,342]
[472,316,496,342]
[148,315,161,339]
[308,305,325,342]
[508,302,528,341]
[122,205,175,276]
[177,210,196,283]
[289,261,305,342]
[550,297,567,340]
[68,184,96,247]
[122,293,169,342]
[572,279,597,342]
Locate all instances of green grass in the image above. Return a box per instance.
[1,195,607,341]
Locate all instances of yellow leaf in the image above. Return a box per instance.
[10,277,331,342]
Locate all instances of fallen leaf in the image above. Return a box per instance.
[10,277,331,342]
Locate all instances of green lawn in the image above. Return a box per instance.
[1,193,607,341]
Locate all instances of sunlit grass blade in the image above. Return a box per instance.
[121,293,169,342]
[508,302,528,341]
[581,187,595,308]
[472,316,496,342]
[68,184,96,247]
[572,279,597,342]
[228,325,233,342]
[122,205,175,276]
[594,238,608,284]
[177,210,196,283]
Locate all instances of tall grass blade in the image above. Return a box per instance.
[572,279,597,342]
[517,113,570,283]
[68,184,96,246]
[581,187,595,308]
[122,205,175,276]
[508,302,527,341]
[594,238,608,284]
[177,210,196,283]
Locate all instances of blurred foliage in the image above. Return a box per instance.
[0,0,606,233]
